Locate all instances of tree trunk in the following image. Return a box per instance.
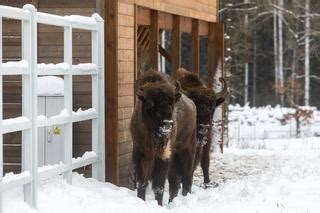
[244,0,249,105]
[305,0,310,106]
[278,0,284,106]
[252,29,257,107]
[273,3,279,103]
[290,44,297,107]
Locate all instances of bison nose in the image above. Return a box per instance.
[163,120,174,126]
[159,120,174,136]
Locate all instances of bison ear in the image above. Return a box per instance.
[136,89,145,102]
[175,80,182,102]
[215,96,225,107]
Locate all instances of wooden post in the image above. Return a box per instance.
[172,15,181,77]
[191,19,200,75]
[105,0,119,184]
[208,22,225,153]
[149,10,159,70]
[0,17,3,213]
[207,23,216,87]
[208,23,223,87]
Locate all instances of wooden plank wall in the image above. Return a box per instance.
[117,1,135,187]
[134,0,217,23]
[115,0,219,187]
[1,0,98,176]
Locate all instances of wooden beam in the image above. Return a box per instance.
[171,15,181,77]
[104,0,119,184]
[191,19,200,75]
[180,16,192,33]
[139,27,149,50]
[149,10,159,70]
[208,22,224,86]
[136,6,209,34]
[207,23,216,87]
[137,7,151,26]
[199,20,208,36]
[134,4,138,96]
[159,44,172,63]
[158,12,173,30]
[95,0,105,17]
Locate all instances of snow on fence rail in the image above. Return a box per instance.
[0,4,105,211]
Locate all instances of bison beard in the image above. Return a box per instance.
[130,70,197,205]
[175,68,227,186]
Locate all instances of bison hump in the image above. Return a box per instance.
[176,68,206,90]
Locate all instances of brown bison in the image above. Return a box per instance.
[175,68,227,186]
[130,70,197,205]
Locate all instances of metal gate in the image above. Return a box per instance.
[0,4,105,211]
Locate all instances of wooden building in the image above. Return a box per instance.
[2,0,224,187]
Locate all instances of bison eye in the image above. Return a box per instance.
[211,104,216,112]
[145,99,154,108]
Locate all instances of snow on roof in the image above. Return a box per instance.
[37,76,64,96]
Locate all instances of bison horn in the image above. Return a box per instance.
[216,77,228,99]
[175,80,181,92]
[175,81,182,101]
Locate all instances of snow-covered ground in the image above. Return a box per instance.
[4,105,320,213]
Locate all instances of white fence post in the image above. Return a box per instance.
[63,26,73,184]
[22,4,38,209]
[91,14,105,181]
[0,4,105,211]
[0,16,3,213]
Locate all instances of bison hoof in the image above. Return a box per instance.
[201,182,219,189]
[182,188,191,196]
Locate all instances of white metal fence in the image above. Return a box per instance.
[0,4,105,211]
[228,122,313,142]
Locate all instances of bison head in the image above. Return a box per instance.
[137,81,181,141]
[186,78,227,145]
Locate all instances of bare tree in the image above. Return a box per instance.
[244,0,249,105]
[273,1,279,102]
[304,0,310,106]
[278,0,285,105]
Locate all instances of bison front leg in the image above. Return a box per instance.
[168,162,179,202]
[201,141,211,184]
[151,159,169,206]
[133,150,148,201]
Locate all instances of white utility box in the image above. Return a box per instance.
[37,76,65,166]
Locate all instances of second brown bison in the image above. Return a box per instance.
[130,70,197,205]
[175,68,227,185]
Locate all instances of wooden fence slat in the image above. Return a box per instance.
[172,15,181,76]
[192,19,199,75]
[149,10,159,70]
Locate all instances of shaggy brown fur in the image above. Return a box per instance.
[130,70,197,205]
[175,68,227,185]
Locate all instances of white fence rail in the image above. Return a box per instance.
[228,122,313,142]
[0,4,105,211]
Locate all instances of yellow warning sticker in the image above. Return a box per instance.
[53,126,61,135]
